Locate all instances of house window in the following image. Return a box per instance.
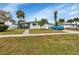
[33,23,36,26]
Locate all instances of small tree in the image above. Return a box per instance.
[67,19,73,24]
[73,17,79,27]
[38,18,48,26]
[67,19,74,28]
[58,18,65,25]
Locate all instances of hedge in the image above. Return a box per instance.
[0,24,8,32]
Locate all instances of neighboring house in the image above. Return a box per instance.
[63,22,79,28]
[23,24,29,29]
[4,20,17,29]
[48,23,54,28]
[30,21,48,29]
[18,20,27,29]
[0,10,18,29]
[0,16,7,23]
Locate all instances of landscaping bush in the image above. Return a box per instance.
[0,24,8,32]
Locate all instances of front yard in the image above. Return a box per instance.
[0,29,25,35]
[66,28,79,31]
[0,34,79,55]
[29,29,65,34]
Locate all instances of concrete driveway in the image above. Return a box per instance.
[23,29,29,35]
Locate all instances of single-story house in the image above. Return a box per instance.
[30,21,49,29]
[63,22,79,28]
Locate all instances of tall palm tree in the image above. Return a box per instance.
[54,11,58,26]
[16,10,25,21]
[16,10,25,29]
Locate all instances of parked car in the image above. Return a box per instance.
[50,25,64,30]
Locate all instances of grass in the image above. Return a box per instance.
[0,29,25,35]
[29,29,65,34]
[0,34,79,55]
[66,28,79,31]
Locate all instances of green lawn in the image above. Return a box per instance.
[0,34,79,55]
[66,28,79,31]
[0,29,25,35]
[29,29,65,34]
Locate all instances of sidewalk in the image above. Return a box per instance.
[0,30,78,38]
[0,32,78,38]
[63,30,79,33]
[23,29,29,35]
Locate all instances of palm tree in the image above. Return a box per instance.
[58,18,65,25]
[54,11,58,26]
[16,10,25,29]
[16,10,25,21]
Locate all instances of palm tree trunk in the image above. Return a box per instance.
[54,11,58,26]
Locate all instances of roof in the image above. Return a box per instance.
[18,20,25,22]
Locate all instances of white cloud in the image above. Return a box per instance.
[71,5,76,10]
[27,4,68,22]
[69,10,78,16]
[2,4,24,12]
[69,4,78,16]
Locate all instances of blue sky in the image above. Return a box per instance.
[0,3,79,23]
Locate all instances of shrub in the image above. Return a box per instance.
[0,24,8,32]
